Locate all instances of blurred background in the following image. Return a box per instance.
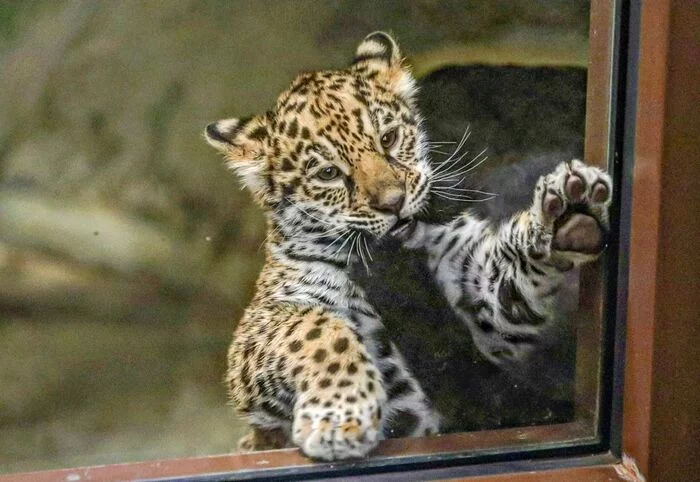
[0,0,590,473]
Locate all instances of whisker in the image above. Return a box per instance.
[346,232,359,266]
[432,186,497,197]
[432,152,470,179]
[433,128,469,164]
[433,148,489,182]
[428,140,458,145]
[356,233,370,273]
[432,147,474,179]
[435,175,466,189]
[304,225,346,240]
[323,228,351,252]
[433,187,498,198]
[288,200,334,227]
[433,145,486,176]
[431,126,471,175]
[258,224,283,251]
[433,191,498,202]
[362,236,374,262]
[330,230,354,257]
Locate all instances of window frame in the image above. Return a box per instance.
[5,0,698,480]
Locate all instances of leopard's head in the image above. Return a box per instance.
[205,32,431,251]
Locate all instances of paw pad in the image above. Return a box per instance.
[552,213,604,254]
[543,189,565,218]
[532,160,612,259]
[565,172,586,201]
[592,180,610,203]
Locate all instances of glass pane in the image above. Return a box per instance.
[0,0,614,474]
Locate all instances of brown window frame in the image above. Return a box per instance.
[3,1,698,480]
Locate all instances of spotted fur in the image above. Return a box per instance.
[405,159,612,373]
[205,31,612,461]
[205,32,438,461]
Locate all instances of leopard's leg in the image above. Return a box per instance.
[347,312,440,439]
[377,343,441,439]
[476,159,612,368]
[286,310,441,456]
[228,306,387,460]
[356,325,440,438]
[229,299,442,459]
[406,159,612,370]
[288,313,387,461]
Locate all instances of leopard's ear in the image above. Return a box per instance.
[351,31,417,102]
[352,31,402,68]
[204,114,271,197]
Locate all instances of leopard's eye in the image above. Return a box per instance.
[380,128,399,150]
[316,166,341,181]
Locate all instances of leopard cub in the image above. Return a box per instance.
[205,32,439,460]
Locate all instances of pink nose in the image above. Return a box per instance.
[369,189,405,215]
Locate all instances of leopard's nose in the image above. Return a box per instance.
[370,189,405,215]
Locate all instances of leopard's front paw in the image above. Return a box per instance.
[292,381,385,461]
[531,159,612,266]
